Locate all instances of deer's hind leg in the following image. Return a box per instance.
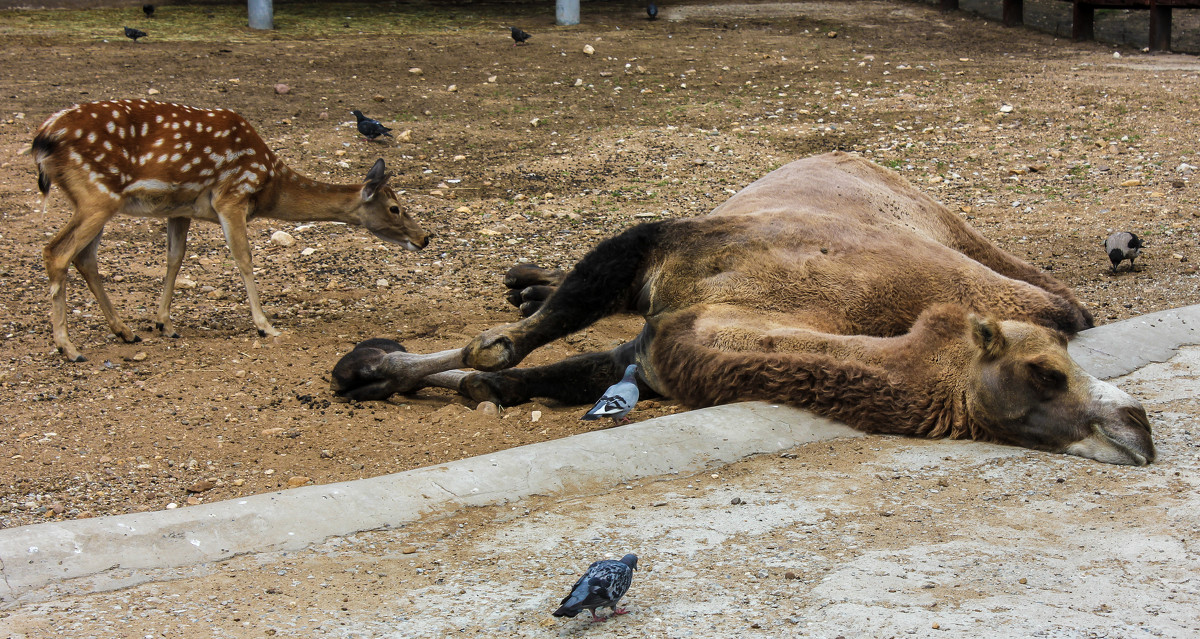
[43,198,131,362]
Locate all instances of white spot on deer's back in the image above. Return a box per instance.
[68,150,83,164]
[76,128,84,137]
[195,122,204,132]
[156,115,164,124]
[184,142,192,151]
[158,154,168,163]
[182,120,191,127]
[152,139,164,148]
[95,153,106,162]
[118,127,126,139]
[103,140,113,151]
[111,110,120,119]
[86,132,97,143]
[198,168,214,177]
[104,122,114,134]
[170,153,182,163]
[141,123,149,136]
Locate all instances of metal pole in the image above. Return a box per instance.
[248,0,273,30]
[556,0,579,26]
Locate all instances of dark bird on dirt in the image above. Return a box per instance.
[124,26,148,42]
[581,364,639,424]
[350,110,393,142]
[647,3,658,20]
[509,26,532,46]
[143,4,155,18]
[553,554,638,622]
[1105,231,1145,273]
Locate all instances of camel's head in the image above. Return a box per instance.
[966,316,1155,466]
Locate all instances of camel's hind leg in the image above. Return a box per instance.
[330,222,666,399]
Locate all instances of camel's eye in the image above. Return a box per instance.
[389,205,401,215]
[1027,361,1067,392]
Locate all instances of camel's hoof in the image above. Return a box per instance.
[331,338,407,401]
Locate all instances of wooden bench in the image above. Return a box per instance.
[938,0,1200,51]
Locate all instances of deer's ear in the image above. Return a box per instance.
[362,159,390,200]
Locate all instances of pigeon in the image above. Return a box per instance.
[143,4,155,18]
[1104,231,1144,273]
[581,364,639,424]
[509,26,532,46]
[124,26,148,42]
[647,3,658,20]
[351,110,393,142]
[553,554,638,622]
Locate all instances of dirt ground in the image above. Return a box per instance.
[0,0,1197,530]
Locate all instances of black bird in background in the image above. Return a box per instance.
[509,26,532,46]
[351,110,393,142]
[124,26,148,42]
[647,3,658,20]
[143,4,155,18]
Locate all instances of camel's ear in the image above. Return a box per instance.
[969,315,1007,360]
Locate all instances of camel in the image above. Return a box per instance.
[332,152,1155,466]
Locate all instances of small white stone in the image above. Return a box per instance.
[147,88,160,95]
[487,75,498,83]
[447,84,457,92]
[530,117,541,127]
[531,410,542,423]
[376,279,389,288]
[999,104,1014,113]
[301,247,317,256]
[270,230,296,247]
[574,78,583,87]
[408,67,424,75]
[583,44,595,55]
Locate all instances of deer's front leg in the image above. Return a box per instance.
[216,204,280,338]
[156,216,192,338]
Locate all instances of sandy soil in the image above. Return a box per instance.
[0,0,1197,530]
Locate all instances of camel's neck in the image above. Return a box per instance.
[649,308,978,439]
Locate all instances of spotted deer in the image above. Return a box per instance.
[31,99,430,362]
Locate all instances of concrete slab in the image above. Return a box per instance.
[0,400,861,605]
[1,304,1197,628]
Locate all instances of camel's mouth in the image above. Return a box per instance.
[1065,418,1155,466]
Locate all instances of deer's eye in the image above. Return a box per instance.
[389,205,401,215]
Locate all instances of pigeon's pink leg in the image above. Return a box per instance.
[589,611,606,623]
[613,607,629,615]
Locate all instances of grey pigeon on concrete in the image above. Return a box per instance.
[1105,231,1144,273]
[509,26,532,46]
[647,3,658,20]
[124,26,147,42]
[581,364,639,424]
[351,110,392,141]
[553,553,638,622]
